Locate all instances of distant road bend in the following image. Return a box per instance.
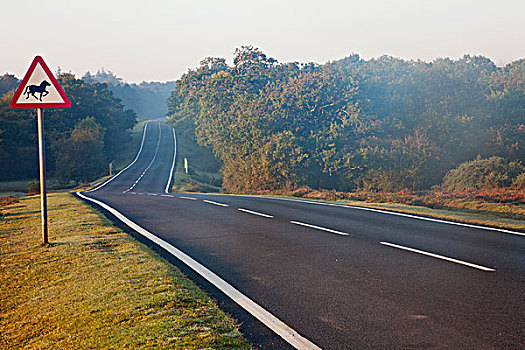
[78,121,524,349]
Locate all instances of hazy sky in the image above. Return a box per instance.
[2,0,524,83]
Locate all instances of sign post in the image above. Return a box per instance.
[10,56,71,245]
[36,108,48,243]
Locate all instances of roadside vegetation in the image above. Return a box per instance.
[0,73,137,186]
[166,46,524,228]
[167,46,524,194]
[283,187,525,230]
[0,192,251,349]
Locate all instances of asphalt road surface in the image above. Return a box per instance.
[80,121,524,349]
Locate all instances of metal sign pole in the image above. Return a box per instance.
[36,108,48,244]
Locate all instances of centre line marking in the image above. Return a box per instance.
[161,194,174,198]
[124,122,163,193]
[380,242,496,272]
[180,196,197,200]
[203,200,229,207]
[290,221,349,236]
[238,208,274,218]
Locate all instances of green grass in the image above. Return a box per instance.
[0,178,77,196]
[0,192,251,349]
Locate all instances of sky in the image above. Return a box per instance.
[2,0,524,83]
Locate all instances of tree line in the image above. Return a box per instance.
[83,68,174,120]
[0,73,136,184]
[167,46,524,193]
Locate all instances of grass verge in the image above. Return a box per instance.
[277,188,525,231]
[0,192,251,349]
[171,173,222,193]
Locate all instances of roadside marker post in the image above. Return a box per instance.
[10,56,71,244]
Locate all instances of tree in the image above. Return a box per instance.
[166,49,524,193]
[53,117,106,184]
[0,92,38,180]
[0,74,19,98]
[0,73,136,183]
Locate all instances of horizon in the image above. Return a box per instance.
[2,0,524,84]
[3,51,523,85]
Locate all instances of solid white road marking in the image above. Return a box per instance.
[223,195,525,238]
[290,221,349,236]
[86,122,149,193]
[203,200,229,207]
[380,241,496,272]
[76,192,321,350]
[164,128,177,194]
[238,208,274,218]
[180,196,197,201]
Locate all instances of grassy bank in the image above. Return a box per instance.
[281,187,525,231]
[170,173,222,193]
[0,192,251,349]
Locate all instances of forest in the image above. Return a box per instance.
[167,46,525,194]
[82,69,174,120]
[0,73,136,183]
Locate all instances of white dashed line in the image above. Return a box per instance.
[161,194,174,198]
[180,196,197,200]
[124,123,163,193]
[290,221,349,236]
[203,200,229,207]
[252,196,525,238]
[238,208,274,218]
[380,242,496,272]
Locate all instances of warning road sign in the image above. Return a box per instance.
[10,56,71,109]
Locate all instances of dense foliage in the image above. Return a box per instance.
[83,69,174,119]
[167,47,525,193]
[0,73,136,183]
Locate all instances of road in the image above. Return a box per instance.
[80,121,524,349]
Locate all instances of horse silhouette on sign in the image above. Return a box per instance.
[24,80,51,101]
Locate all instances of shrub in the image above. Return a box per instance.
[27,179,40,194]
[441,156,524,191]
[0,196,20,206]
[513,173,525,189]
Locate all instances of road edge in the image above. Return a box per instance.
[75,191,322,350]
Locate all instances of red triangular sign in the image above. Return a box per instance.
[10,56,71,109]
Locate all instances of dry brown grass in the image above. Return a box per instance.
[0,192,251,349]
[280,187,525,231]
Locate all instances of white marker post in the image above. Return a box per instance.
[10,56,71,244]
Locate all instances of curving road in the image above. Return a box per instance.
[79,121,525,349]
